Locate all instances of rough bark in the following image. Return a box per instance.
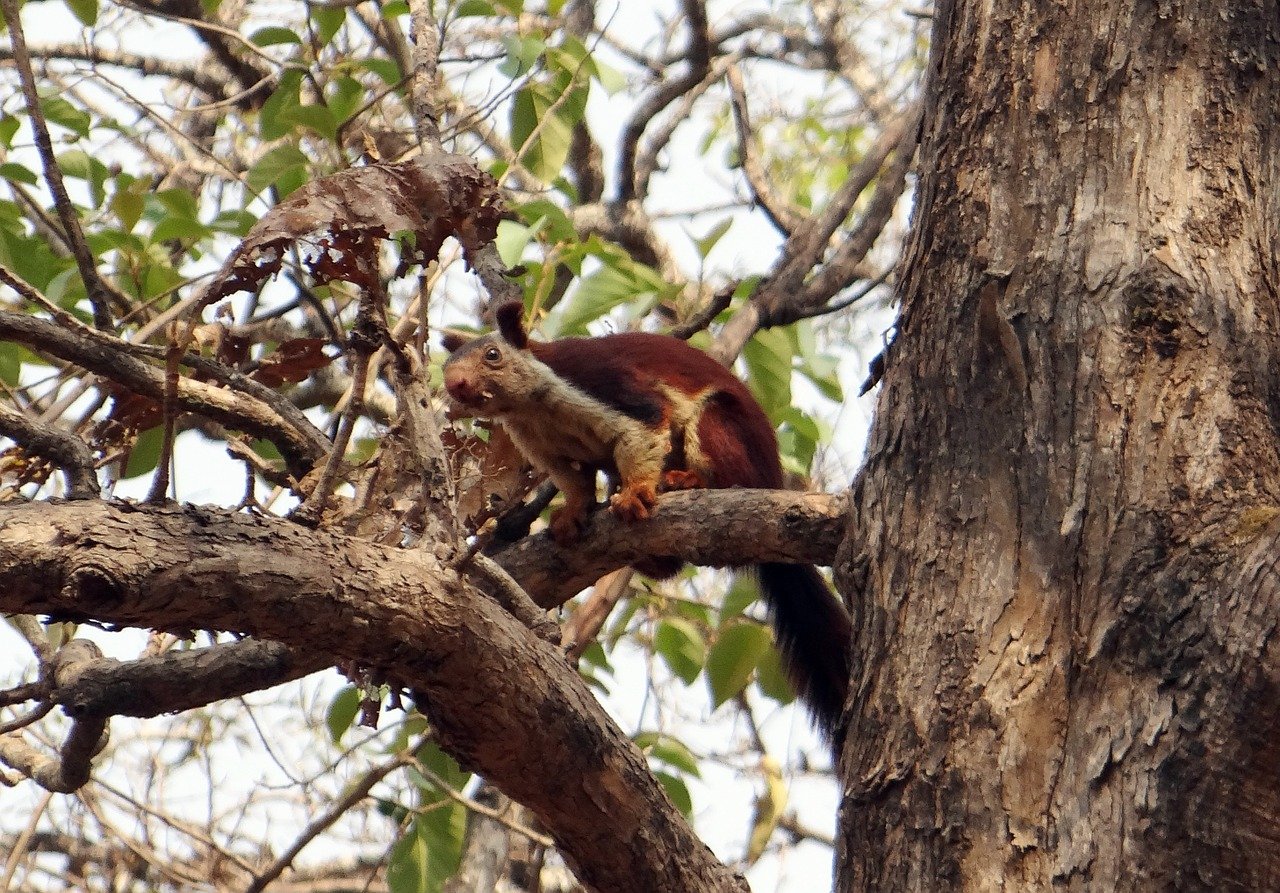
[0,500,747,893]
[836,0,1280,889]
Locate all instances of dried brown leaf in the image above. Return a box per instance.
[208,154,507,300]
[253,338,333,387]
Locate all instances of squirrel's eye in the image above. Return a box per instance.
[483,346,502,363]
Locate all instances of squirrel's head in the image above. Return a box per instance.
[442,302,536,416]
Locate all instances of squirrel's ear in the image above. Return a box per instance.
[494,301,529,349]
[441,331,468,353]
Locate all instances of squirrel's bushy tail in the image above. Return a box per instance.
[756,562,852,745]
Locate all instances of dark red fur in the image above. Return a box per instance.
[491,316,851,744]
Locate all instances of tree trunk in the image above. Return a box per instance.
[836,0,1280,889]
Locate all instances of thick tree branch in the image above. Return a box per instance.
[0,499,749,893]
[51,639,332,720]
[496,489,847,608]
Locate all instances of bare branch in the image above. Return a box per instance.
[0,403,99,499]
[0,641,108,793]
[726,63,803,235]
[245,750,413,893]
[615,0,712,202]
[0,310,331,474]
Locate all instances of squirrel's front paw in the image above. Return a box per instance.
[610,483,657,521]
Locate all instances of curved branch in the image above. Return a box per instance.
[0,310,331,474]
[0,403,99,499]
[614,0,712,202]
[0,640,108,793]
[0,499,748,893]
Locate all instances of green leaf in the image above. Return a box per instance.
[211,208,258,237]
[0,162,37,186]
[110,186,145,233]
[63,0,98,27]
[0,116,19,149]
[654,618,706,685]
[123,426,164,479]
[140,263,185,301]
[454,0,493,16]
[513,198,576,243]
[553,250,672,336]
[327,77,365,127]
[152,214,212,244]
[798,352,844,403]
[494,219,532,267]
[245,144,310,197]
[742,326,794,422]
[692,218,733,260]
[755,639,796,705]
[578,639,610,671]
[154,187,200,219]
[44,266,82,309]
[654,770,693,816]
[360,57,403,86]
[706,619,771,709]
[311,6,346,47]
[40,96,91,138]
[380,0,409,16]
[634,731,701,777]
[260,70,303,141]
[776,406,822,475]
[56,150,110,208]
[281,103,338,141]
[719,574,759,624]
[387,826,430,893]
[591,57,626,94]
[250,438,282,463]
[0,341,25,386]
[250,26,301,46]
[414,740,470,792]
[510,79,579,183]
[0,229,64,292]
[325,685,360,744]
[499,35,545,78]
[414,806,466,890]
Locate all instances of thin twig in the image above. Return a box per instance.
[244,751,412,893]
[0,0,118,328]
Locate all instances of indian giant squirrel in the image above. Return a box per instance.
[442,302,851,742]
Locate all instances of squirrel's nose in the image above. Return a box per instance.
[444,367,475,403]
